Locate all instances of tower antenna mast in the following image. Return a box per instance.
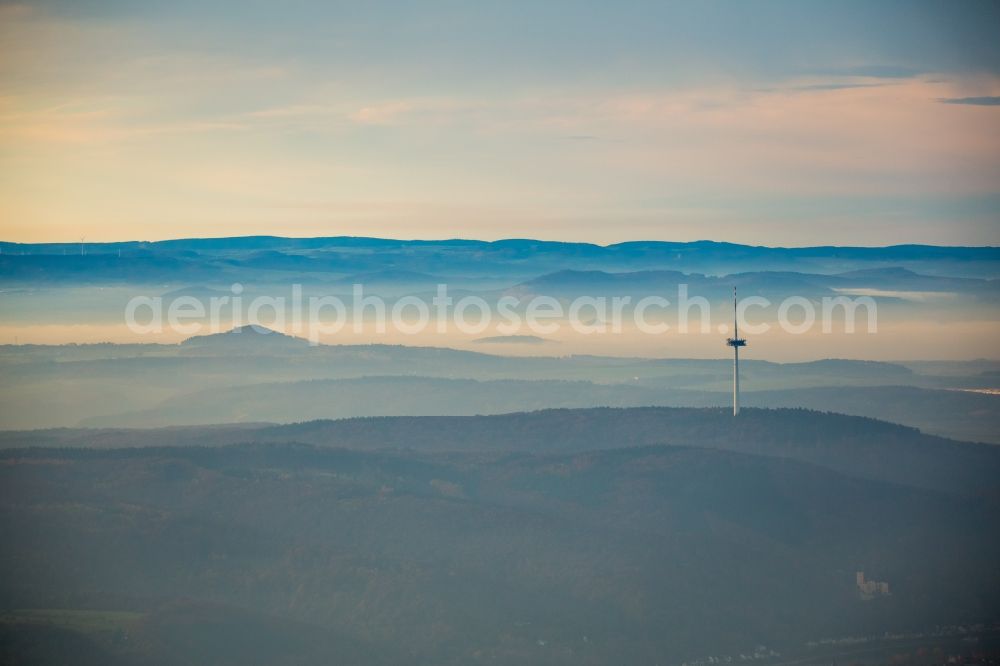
[725,287,747,416]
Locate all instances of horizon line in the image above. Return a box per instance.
[1,234,997,251]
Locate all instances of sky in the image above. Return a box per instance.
[1,0,999,246]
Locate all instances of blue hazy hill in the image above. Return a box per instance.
[2,237,998,283]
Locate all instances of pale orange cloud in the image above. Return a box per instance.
[1,5,998,244]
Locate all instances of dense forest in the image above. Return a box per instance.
[2,407,998,665]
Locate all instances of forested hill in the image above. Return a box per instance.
[190,406,1000,498]
[2,435,998,665]
[4,407,999,499]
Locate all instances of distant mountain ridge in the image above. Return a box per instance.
[512,267,997,297]
[3,235,997,255]
[2,236,998,284]
[70,375,998,444]
[7,331,998,436]
[181,325,311,349]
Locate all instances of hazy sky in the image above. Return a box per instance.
[1,0,999,245]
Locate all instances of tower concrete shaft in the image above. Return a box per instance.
[733,343,740,416]
[725,287,746,416]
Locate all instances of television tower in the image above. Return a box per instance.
[725,287,746,416]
